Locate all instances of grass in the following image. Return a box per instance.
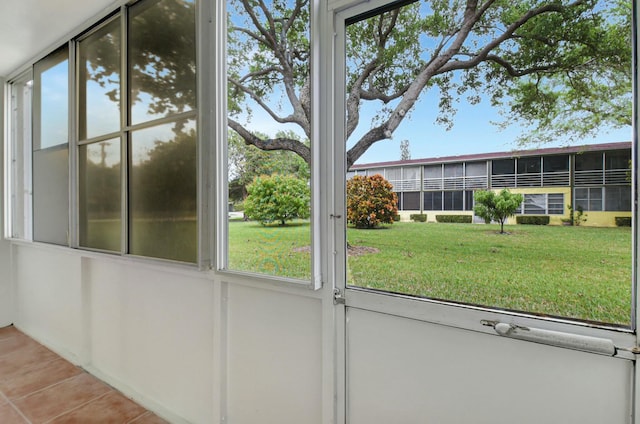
[229,220,632,325]
[228,219,312,279]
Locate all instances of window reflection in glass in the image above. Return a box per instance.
[78,19,121,140]
[33,46,69,245]
[129,119,197,262]
[39,56,69,149]
[128,0,196,124]
[79,139,121,251]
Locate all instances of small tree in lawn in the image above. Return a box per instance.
[244,174,310,226]
[474,189,524,234]
[347,174,398,229]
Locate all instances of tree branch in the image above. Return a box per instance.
[229,118,311,164]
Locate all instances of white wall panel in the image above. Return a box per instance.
[0,240,12,327]
[13,245,84,360]
[347,308,632,424]
[226,284,323,424]
[86,259,215,424]
[0,80,11,328]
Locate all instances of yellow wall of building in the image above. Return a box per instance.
[401,186,630,227]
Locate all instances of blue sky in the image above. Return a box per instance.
[349,97,632,165]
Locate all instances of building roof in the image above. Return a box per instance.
[349,141,632,170]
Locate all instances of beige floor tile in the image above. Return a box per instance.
[0,402,29,424]
[48,391,148,424]
[13,373,111,423]
[0,357,83,399]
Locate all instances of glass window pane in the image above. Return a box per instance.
[523,194,545,214]
[8,75,33,240]
[543,155,569,172]
[403,166,419,180]
[517,157,541,174]
[575,152,603,171]
[129,0,196,124]
[79,139,121,251]
[423,191,442,210]
[424,165,442,178]
[402,192,420,210]
[465,162,486,177]
[548,193,564,215]
[35,47,68,150]
[444,163,463,178]
[385,167,401,181]
[464,190,474,211]
[605,186,631,211]
[78,18,121,140]
[226,0,311,279]
[130,119,197,262]
[605,150,630,170]
[33,146,68,244]
[33,46,69,245]
[492,159,514,175]
[444,191,463,210]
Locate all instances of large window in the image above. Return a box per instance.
[33,46,69,245]
[225,0,312,280]
[344,0,633,327]
[575,187,603,211]
[25,0,198,262]
[77,0,197,262]
[6,72,33,240]
[519,193,564,215]
[78,17,122,252]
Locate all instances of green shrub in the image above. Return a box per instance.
[615,217,632,227]
[346,174,398,228]
[410,214,427,222]
[393,214,401,222]
[516,215,550,225]
[244,174,310,225]
[436,215,472,223]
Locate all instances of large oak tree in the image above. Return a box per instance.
[228,0,631,168]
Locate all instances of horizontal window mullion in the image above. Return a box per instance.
[78,131,123,146]
[123,110,197,133]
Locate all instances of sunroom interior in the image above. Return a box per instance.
[1,0,639,423]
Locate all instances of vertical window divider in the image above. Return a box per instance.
[120,7,128,256]
[196,0,212,270]
[68,40,78,248]
[215,0,228,272]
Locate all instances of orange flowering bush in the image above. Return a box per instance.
[346,174,398,229]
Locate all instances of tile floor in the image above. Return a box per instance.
[0,325,168,423]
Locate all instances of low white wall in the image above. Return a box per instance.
[9,243,324,424]
[225,283,323,423]
[347,308,632,424]
[0,240,12,327]
[6,243,634,424]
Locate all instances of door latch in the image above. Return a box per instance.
[333,288,346,305]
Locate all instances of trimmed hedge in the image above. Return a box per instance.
[435,215,472,223]
[615,217,632,227]
[393,214,401,222]
[516,215,550,225]
[410,214,427,222]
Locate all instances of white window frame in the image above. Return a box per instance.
[4,71,33,241]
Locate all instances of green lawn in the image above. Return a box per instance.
[229,220,632,325]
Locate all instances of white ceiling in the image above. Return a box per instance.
[0,0,116,78]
